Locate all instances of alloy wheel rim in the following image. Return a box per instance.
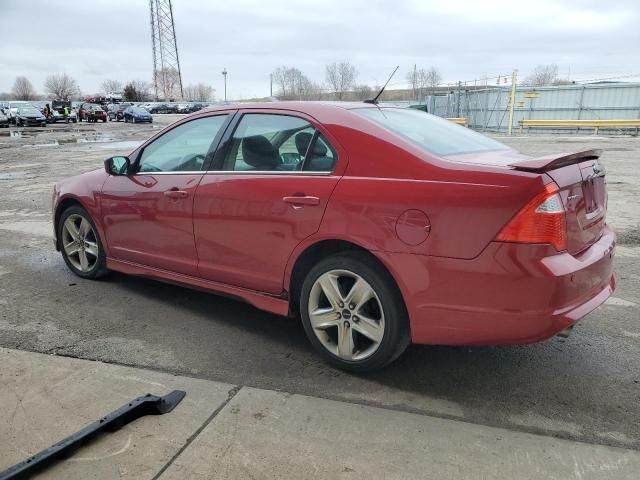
[308,269,385,361]
[61,214,99,272]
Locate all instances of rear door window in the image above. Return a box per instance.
[221,113,337,172]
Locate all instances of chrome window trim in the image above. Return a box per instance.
[134,171,205,175]
[204,170,332,176]
[132,170,332,176]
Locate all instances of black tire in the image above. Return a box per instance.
[299,251,410,372]
[57,205,109,279]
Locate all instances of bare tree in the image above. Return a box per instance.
[44,74,80,100]
[406,69,420,101]
[271,66,320,100]
[407,67,442,101]
[101,79,122,94]
[422,67,442,90]
[11,76,37,100]
[353,84,373,101]
[523,64,559,86]
[298,77,323,100]
[183,83,215,101]
[123,80,152,102]
[154,67,182,100]
[325,62,357,100]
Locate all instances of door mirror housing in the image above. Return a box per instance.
[105,156,130,176]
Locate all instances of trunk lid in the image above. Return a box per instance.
[508,150,607,255]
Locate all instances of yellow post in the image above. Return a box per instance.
[507,69,518,136]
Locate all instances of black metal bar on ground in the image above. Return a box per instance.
[0,390,186,480]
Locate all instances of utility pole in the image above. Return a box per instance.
[270,73,273,97]
[222,68,227,102]
[413,63,417,101]
[456,81,462,118]
[507,68,518,135]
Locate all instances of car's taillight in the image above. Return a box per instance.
[495,183,567,251]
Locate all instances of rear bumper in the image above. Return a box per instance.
[386,226,616,345]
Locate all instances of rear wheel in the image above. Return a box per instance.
[300,252,410,372]
[58,206,108,279]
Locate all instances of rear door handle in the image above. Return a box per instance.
[164,189,189,199]
[282,195,320,206]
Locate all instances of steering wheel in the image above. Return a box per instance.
[177,153,205,171]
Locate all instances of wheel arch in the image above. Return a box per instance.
[285,238,410,327]
[54,195,108,256]
[54,196,86,250]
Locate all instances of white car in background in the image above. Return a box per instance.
[4,101,31,124]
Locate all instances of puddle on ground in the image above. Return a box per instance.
[0,171,32,180]
[2,127,143,150]
[95,140,142,150]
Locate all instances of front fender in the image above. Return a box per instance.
[53,169,110,255]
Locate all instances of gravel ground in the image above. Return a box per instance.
[0,117,638,450]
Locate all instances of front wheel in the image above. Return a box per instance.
[300,252,410,372]
[58,206,108,279]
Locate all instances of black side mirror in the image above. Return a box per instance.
[105,156,130,176]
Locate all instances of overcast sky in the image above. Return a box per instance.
[1,0,639,99]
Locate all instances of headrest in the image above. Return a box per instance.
[242,135,280,169]
[295,131,328,157]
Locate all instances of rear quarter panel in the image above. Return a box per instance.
[318,120,548,259]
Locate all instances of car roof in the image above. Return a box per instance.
[202,101,383,114]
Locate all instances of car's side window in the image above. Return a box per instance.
[138,115,228,173]
[302,133,337,172]
[222,114,315,172]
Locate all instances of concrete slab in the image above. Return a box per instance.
[0,348,235,479]
[160,387,640,480]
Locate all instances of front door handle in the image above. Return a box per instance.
[164,189,189,199]
[282,195,320,206]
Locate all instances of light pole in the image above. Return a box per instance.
[221,68,227,102]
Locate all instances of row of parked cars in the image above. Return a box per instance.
[0,100,210,128]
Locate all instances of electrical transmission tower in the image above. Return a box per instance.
[149,0,183,100]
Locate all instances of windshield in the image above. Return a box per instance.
[354,107,510,156]
[18,107,41,115]
[131,108,147,114]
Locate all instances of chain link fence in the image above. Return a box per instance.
[427,82,640,133]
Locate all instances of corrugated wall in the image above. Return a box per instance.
[428,83,640,133]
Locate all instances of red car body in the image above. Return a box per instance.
[53,102,615,349]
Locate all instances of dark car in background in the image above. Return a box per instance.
[107,103,133,122]
[15,106,47,127]
[123,106,153,123]
[79,103,107,123]
[148,103,178,114]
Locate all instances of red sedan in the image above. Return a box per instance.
[52,103,616,371]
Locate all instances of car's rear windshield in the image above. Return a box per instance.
[353,107,510,156]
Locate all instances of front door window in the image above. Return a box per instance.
[138,115,228,173]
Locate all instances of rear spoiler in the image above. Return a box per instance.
[508,149,602,173]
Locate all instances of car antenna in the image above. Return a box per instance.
[364,66,399,104]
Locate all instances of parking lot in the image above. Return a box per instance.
[0,117,638,452]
